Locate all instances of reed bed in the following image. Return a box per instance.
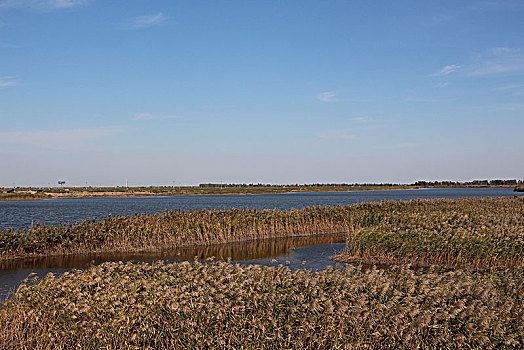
[0,206,358,259]
[0,193,50,201]
[0,261,522,349]
[336,197,524,269]
[1,197,523,268]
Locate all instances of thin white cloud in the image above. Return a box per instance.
[375,143,419,150]
[469,64,523,76]
[405,97,442,103]
[510,90,524,97]
[319,130,357,140]
[494,83,524,96]
[349,116,389,123]
[429,13,455,25]
[316,91,339,102]
[434,82,449,88]
[429,48,524,78]
[0,0,88,9]
[490,47,523,56]
[316,92,369,103]
[430,64,462,76]
[350,117,368,122]
[0,76,16,87]
[133,113,179,121]
[346,117,391,132]
[468,47,524,76]
[118,13,167,30]
[494,83,523,91]
[0,127,120,150]
[489,103,524,111]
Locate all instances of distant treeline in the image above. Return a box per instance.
[414,179,523,186]
[199,179,523,188]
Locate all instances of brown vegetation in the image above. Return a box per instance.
[1,261,522,349]
[0,206,355,260]
[1,197,523,349]
[2,197,523,270]
[335,197,524,269]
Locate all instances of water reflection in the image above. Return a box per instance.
[0,234,347,301]
[0,234,346,270]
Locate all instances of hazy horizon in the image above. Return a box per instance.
[1,1,523,187]
[1,178,522,189]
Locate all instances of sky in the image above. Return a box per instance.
[0,0,523,187]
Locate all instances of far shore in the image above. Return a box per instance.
[0,184,520,201]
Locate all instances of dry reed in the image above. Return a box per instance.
[336,197,524,268]
[0,261,522,349]
[2,197,523,269]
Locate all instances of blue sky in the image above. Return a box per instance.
[1,0,523,187]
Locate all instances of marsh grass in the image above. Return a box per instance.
[0,206,356,260]
[1,197,523,349]
[0,261,522,349]
[336,197,524,269]
[1,197,523,269]
[0,193,50,201]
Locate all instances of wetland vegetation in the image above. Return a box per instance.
[335,197,524,269]
[0,206,354,260]
[1,197,522,269]
[1,196,523,348]
[1,261,522,349]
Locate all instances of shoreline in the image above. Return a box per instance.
[0,184,518,201]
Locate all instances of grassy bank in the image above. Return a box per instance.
[1,261,522,349]
[2,197,523,268]
[335,197,524,269]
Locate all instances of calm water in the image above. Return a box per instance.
[0,187,520,230]
[0,187,521,301]
[0,235,346,301]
